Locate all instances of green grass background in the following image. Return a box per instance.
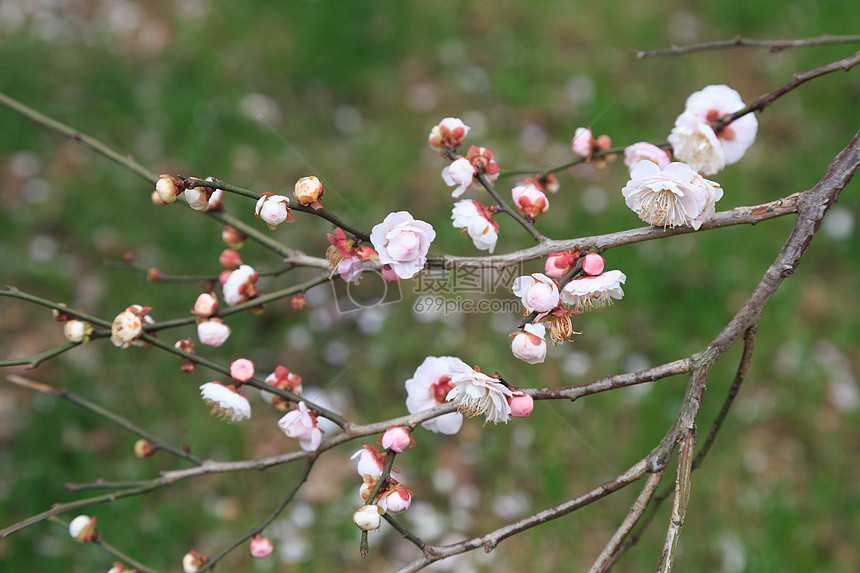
[1,1,859,572]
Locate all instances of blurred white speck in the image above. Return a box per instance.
[289,501,316,528]
[432,467,457,493]
[240,93,283,126]
[562,350,591,379]
[490,310,514,335]
[512,423,535,448]
[828,378,859,412]
[309,305,340,331]
[0,1,26,32]
[437,39,466,66]
[29,234,57,262]
[451,483,479,510]
[22,178,51,204]
[492,491,530,520]
[356,306,388,335]
[334,105,362,133]
[406,501,445,540]
[456,65,488,94]
[624,353,650,373]
[459,110,486,139]
[406,84,440,113]
[323,340,350,365]
[822,207,853,240]
[742,449,768,474]
[519,124,547,154]
[581,185,609,214]
[774,339,803,377]
[99,0,143,35]
[623,382,653,404]
[278,532,310,563]
[600,335,625,362]
[717,533,746,573]
[668,11,700,44]
[9,151,41,178]
[176,0,210,20]
[565,75,595,109]
[285,325,311,350]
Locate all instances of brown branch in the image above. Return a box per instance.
[657,428,696,573]
[589,470,665,573]
[634,34,860,59]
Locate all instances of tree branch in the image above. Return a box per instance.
[634,34,860,59]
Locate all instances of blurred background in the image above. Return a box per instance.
[1,1,859,571]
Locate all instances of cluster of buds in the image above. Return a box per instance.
[326,227,379,283]
[154,174,188,204]
[174,338,196,372]
[571,127,616,168]
[261,365,303,411]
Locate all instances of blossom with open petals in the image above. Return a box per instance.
[621,161,721,230]
[405,356,466,435]
[451,200,499,253]
[510,323,548,364]
[111,305,153,348]
[370,211,435,280]
[199,381,251,422]
[442,157,476,198]
[446,363,514,424]
[278,401,322,451]
[512,273,559,314]
[261,365,303,411]
[561,270,626,311]
[624,142,671,172]
[511,183,549,219]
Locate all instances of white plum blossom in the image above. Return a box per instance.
[110,305,153,348]
[624,142,671,172]
[451,200,499,253]
[184,187,211,211]
[353,504,384,531]
[510,323,548,364]
[561,270,627,311]
[254,193,294,229]
[370,211,436,280]
[182,551,208,573]
[278,401,322,451]
[571,126,595,158]
[428,117,470,152]
[197,318,231,347]
[222,264,259,306]
[446,362,514,424]
[405,356,466,435]
[669,84,758,174]
[442,157,477,197]
[667,120,725,175]
[511,183,549,218]
[512,273,560,314]
[199,381,251,422]
[294,175,324,207]
[63,319,92,343]
[378,483,412,514]
[621,161,722,230]
[351,445,387,479]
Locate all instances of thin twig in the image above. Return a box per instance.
[657,428,696,573]
[634,34,860,59]
[0,341,82,369]
[50,517,161,573]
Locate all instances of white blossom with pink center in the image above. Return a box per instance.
[197,318,231,347]
[621,161,721,230]
[561,270,627,311]
[451,200,498,253]
[446,362,514,424]
[624,142,671,172]
[370,211,435,280]
[510,323,548,364]
[222,264,259,306]
[277,401,322,451]
[199,382,251,422]
[405,356,466,435]
[670,84,758,173]
[512,273,560,314]
[442,157,477,198]
[254,193,294,229]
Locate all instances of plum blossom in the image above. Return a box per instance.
[294,175,324,209]
[199,382,251,422]
[624,142,671,172]
[370,211,435,280]
[561,270,627,311]
[326,227,378,283]
[544,250,579,278]
[621,161,722,230]
[442,157,476,197]
[465,145,500,183]
[380,426,414,453]
[191,292,218,317]
[197,318,231,347]
[451,200,499,253]
[229,358,255,383]
[219,248,242,269]
[512,273,560,314]
[510,323,548,364]
[669,85,758,174]
[378,481,412,514]
[182,550,209,573]
[511,183,549,219]
[184,186,211,211]
[509,392,534,418]
[278,401,323,451]
[222,264,260,306]
[249,535,274,559]
[254,193,295,229]
[155,174,184,204]
[111,305,153,348]
[353,504,384,531]
[68,515,97,542]
[63,319,93,343]
[581,253,605,276]
[352,445,388,479]
[446,362,514,424]
[261,365,303,411]
[108,563,133,573]
[572,127,614,167]
[405,356,466,435]
[428,117,470,153]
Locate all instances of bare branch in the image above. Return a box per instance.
[657,428,696,573]
[634,34,860,59]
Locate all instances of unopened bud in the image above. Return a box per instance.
[134,439,157,458]
[219,248,243,270]
[249,535,274,559]
[68,515,97,542]
[353,504,384,531]
[63,319,93,343]
[290,294,307,311]
[147,268,164,283]
[222,226,247,248]
[156,174,184,204]
[182,550,209,573]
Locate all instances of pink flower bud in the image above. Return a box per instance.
[291,294,307,310]
[581,253,605,276]
[219,248,243,269]
[68,515,97,542]
[381,264,400,283]
[230,358,255,383]
[255,193,295,230]
[222,226,247,248]
[544,250,578,278]
[294,175,324,208]
[353,504,384,531]
[191,293,218,317]
[509,392,534,418]
[380,426,413,453]
[249,535,274,559]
